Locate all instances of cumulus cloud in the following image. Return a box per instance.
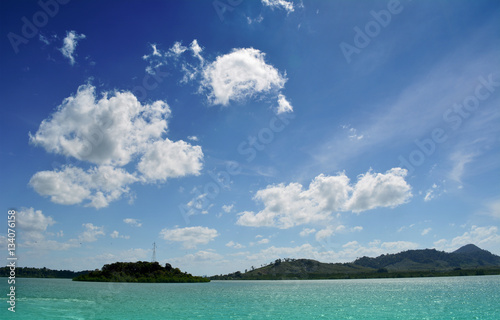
[79,223,105,242]
[137,139,203,182]
[261,0,294,13]
[123,218,142,227]
[159,226,218,249]
[346,168,412,212]
[237,168,412,229]
[434,225,500,252]
[30,165,137,209]
[226,241,245,249]
[17,207,55,232]
[29,84,171,166]
[201,48,287,107]
[143,41,293,114]
[59,30,86,65]
[222,204,234,213]
[29,84,203,208]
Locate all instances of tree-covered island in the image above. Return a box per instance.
[73,261,209,283]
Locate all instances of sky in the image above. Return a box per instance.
[0,0,499,276]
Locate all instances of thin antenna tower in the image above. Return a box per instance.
[152,242,157,262]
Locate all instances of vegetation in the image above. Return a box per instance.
[0,266,90,279]
[73,261,210,283]
[210,244,500,280]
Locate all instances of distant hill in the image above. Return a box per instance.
[73,261,210,283]
[211,244,500,280]
[0,266,90,279]
[353,244,500,270]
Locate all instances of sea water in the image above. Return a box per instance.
[1,276,499,319]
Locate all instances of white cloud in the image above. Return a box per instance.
[315,226,335,241]
[201,48,288,108]
[257,238,270,245]
[29,84,171,166]
[261,0,294,13]
[29,84,203,208]
[59,30,86,65]
[226,241,245,249]
[143,41,293,114]
[434,225,500,252]
[17,207,55,232]
[247,15,264,24]
[346,168,412,212]
[222,204,234,213]
[137,139,203,182]
[79,223,105,242]
[159,226,218,249]
[169,41,188,56]
[110,231,130,239]
[421,228,432,236]
[237,168,412,229]
[424,183,439,202]
[190,39,204,62]
[187,136,199,141]
[29,165,137,209]
[352,226,363,232]
[276,93,293,114]
[123,218,142,227]
[299,228,316,237]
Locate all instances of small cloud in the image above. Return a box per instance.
[299,228,316,237]
[188,136,199,141]
[276,93,293,114]
[110,230,130,239]
[247,15,264,24]
[421,228,432,236]
[222,204,234,213]
[124,218,142,227]
[257,238,270,245]
[226,241,245,249]
[59,30,86,65]
[342,124,364,141]
[261,0,294,13]
[79,223,105,242]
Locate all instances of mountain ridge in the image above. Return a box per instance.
[211,244,500,280]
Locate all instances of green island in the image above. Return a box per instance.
[211,244,500,280]
[73,261,210,283]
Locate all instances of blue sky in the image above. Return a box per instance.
[1,0,499,276]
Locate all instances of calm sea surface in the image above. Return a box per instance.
[2,276,499,319]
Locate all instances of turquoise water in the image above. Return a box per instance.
[2,276,499,319]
